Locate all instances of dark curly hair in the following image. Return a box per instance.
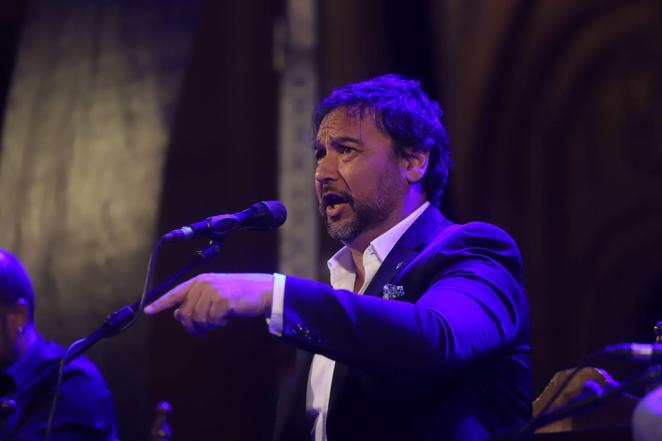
[313,74,451,207]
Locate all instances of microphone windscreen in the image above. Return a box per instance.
[256,201,287,229]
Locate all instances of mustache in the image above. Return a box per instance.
[319,188,354,207]
[318,188,354,219]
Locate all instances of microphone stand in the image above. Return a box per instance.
[67,239,225,363]
[0,240,225,404]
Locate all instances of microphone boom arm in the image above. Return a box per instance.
[66,240,225,363]
[6,239,227,403]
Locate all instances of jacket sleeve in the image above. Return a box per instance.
[280,222,529,377]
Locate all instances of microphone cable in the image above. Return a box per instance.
[44,237,164,441]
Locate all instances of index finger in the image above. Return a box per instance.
[144,277,196,315]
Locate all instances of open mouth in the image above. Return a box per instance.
[322,192,351,218]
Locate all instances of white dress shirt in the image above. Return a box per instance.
[269,201,430,441]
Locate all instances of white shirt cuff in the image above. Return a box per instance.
[267,273,285,337]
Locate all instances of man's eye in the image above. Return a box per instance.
[314,149,325,160]
[339,146,354,154]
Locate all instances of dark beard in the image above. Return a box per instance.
[319,181,401,244]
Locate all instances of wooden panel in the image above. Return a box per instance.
[434,0,662,391]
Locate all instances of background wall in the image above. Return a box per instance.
[0,0,660,440]
[0,1,202,439]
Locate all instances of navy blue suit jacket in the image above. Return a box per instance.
[273,206,531,441]
[1,335,116,441]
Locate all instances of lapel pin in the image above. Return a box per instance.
[382,284,405,300]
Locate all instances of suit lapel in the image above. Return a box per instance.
[365,205,449,297]
[328,205,451,413]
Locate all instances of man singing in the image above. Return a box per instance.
[145,74,531,441]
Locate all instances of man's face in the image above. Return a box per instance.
[314,108,409,247]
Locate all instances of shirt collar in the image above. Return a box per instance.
[327,201,430,279]
[369,201,430,262]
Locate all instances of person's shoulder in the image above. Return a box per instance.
[39,340,108,390]
[415,219,526,290]
[17,340,117,437]
[431,219,521,252]
[56,355,116,433]
[65,356,109,387]
[58,354,113,407]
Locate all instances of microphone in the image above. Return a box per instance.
[604,343,662,361]
[162,201,287,242]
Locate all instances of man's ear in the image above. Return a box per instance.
[401,147,429,183]
[7,299,29,331]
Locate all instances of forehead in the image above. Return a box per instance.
[316,107,383,143]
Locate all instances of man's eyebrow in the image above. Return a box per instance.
[331,136,363,145]
[313,136,363,150]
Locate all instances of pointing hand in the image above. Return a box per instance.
[144,273,274,334]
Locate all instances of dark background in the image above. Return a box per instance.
[0,1,660,440]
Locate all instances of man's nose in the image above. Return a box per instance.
[315,154,338,184]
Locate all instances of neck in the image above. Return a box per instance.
[346,194,427,289]
[349,248,366,292]
[347,194,426,253]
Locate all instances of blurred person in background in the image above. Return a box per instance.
[0,249,117,441]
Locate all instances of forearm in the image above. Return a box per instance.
[280,267,527,376]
